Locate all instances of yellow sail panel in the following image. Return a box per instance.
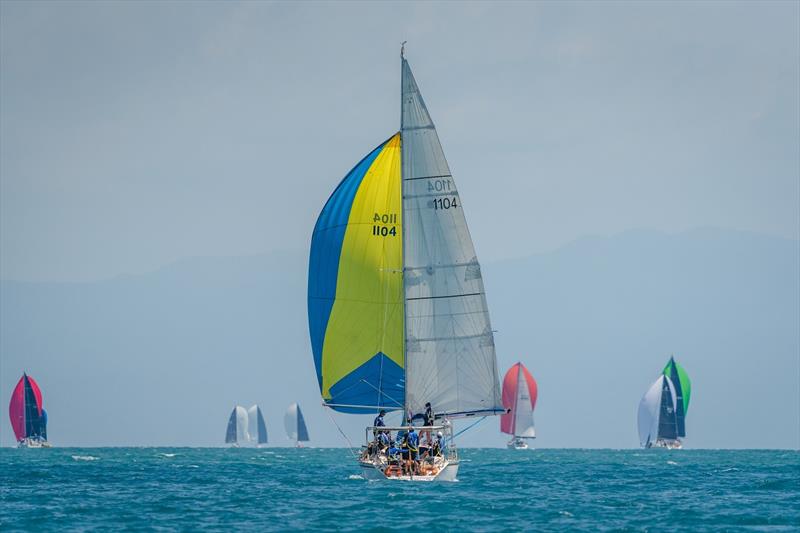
[321,133,404,411]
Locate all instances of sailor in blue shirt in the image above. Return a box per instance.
[385,441,400,465]
[406,427,419,459]
[373,410,387,440]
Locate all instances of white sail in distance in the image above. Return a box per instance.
[637,375,677,447]
[401,57,503,419]
[247,405,268,445]
[226,405,250,444]
[284,403,310,443]
[513,368,536,438]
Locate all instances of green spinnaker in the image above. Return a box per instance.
[664,358,691,414]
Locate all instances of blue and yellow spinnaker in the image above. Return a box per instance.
[307,134,404,413]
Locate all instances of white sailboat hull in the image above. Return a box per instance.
[359,460,459,482]
[652,438,683,450]
[507,438,531,450]
[17,438,50,448]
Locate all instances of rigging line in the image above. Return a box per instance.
[322,403,359,460]
[358,379,403,408]
[452,416,487,440]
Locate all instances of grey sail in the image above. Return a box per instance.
[401,57,503,419]
[657,376,679,440]
[256,407,268,444]
[225,407,238,444]
[296,405,309,442]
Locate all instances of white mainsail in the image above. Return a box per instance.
[284,403,310,443]
[513,368,536,438]
[247,405,268,445]
[401,57,503,419]
[226,405,250,444]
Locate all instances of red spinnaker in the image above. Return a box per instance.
[500,362,538,435]
[8,374,43,442]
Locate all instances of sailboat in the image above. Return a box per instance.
[9,373,50,448]
[307,47,505,481]
[225,405,250,446]
[638,356,691,449]
[501,362,538,449]
[284,403,309,447]
[247,405,269,446]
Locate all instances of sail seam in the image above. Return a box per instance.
[402,125,436,131]
[406,292,483,301]
[409,332,493,342]
[404,174,452,181]
[404,191,460,200]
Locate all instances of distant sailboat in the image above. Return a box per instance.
[638,356,691,449]
[307,47,504,481]
[284,403,309,447]
[247,405,268,446]
[9,373,50,448]
[225,405,250,446]
[501,362,538,449]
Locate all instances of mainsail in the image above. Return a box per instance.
[307,54,503,421]
[284,403,310,443]
[663,357,691,437]
[225,405,249,444]
[8,373,47,443]
[501,363,538,438]
[637,375,678,447]
[247,405,268,445]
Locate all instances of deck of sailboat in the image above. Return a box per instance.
[359,424,459,482]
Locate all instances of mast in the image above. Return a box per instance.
[400,44,409,420]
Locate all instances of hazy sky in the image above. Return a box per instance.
[1,1,798,282]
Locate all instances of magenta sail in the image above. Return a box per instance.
[501,362,538,439]
[8,373,48,445]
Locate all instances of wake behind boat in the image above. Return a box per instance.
[307,47,505,482]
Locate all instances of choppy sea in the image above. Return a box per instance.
[1,448,798,531]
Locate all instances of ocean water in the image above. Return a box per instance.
[1,448,798,531]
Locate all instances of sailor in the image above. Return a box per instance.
[431,431,444,456]
[424,403,434,426]
[373,409,387,439]
[422,402,434,443]
[399,432,411,474]
[406,426,420,474]
[373,409,386,428]
[385,440,400,466]
[377,430,390,448]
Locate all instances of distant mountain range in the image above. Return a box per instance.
[1,228,797,448]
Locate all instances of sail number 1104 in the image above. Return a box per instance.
[372,213,398,237]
